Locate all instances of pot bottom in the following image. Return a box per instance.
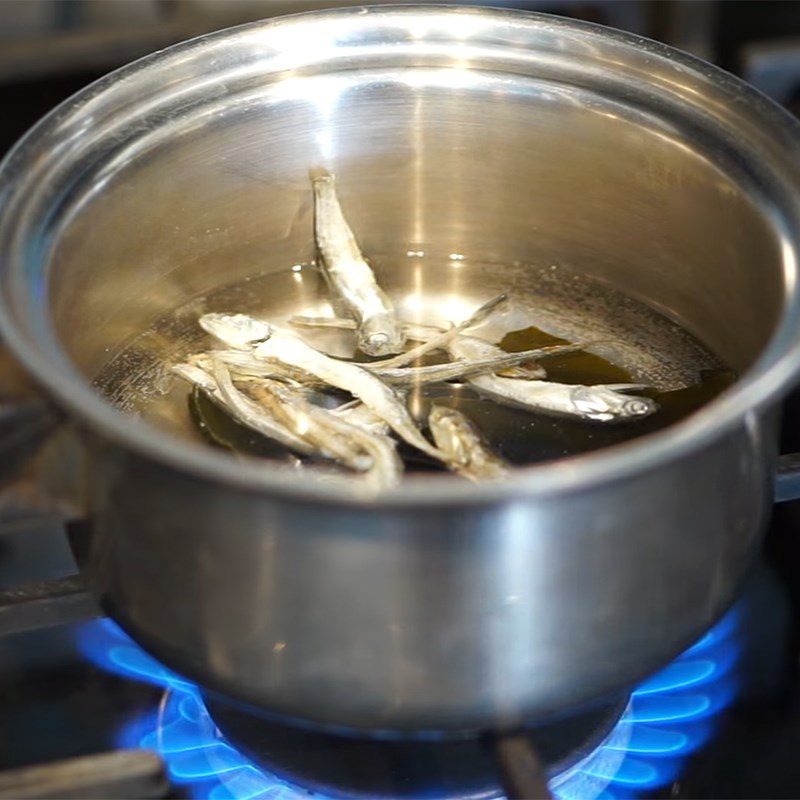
[203,692,628,800]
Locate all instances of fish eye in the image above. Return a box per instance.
[625,399,653,416]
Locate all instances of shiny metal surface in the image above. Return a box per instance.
[1,7,800,732]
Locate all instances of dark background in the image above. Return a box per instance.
[4,3,800,797]
[2,0,800,156]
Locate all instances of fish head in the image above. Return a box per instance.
[428,405,459,427]
[358,318,406,357]
[362,332,392,356]
[172,362,215,391]
[428,405,472,464]
[310,166,334,184]
[571,386,658,422]
[199,313,272,350]
[187,352,216,372]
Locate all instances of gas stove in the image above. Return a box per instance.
[73,610,737,800]
[1,505,799,800]
[4,4,800,796]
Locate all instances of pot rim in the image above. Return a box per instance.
[2,5,800,508]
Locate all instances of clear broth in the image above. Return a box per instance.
[94,256,733,472]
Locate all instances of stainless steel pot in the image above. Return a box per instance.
[3,6,800,736]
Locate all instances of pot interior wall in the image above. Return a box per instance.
[47,68,786,380]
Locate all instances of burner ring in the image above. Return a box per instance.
[203,693,629,800]
[78,608,742,800]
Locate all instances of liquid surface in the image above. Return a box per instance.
[95,256,733,472]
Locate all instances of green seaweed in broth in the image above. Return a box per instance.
[499,325,633,385]
[189,387,290,460]
[402,326,736,470]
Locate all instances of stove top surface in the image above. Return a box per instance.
[2,504,800,800]
[5,18,800,794]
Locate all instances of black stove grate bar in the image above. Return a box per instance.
[0,573,101,637]
[489,733,552,800]
[0,749,169,799]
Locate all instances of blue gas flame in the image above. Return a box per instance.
[77,610,739,800]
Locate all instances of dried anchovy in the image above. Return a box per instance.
[428,405,509,481]
[312,170,405,356]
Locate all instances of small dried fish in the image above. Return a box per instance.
[191,350,319,386]
[290,314,443,342]
[172,362,220,397]
[450,335,546,379]
[253,331,446,461]
[200,313,271,350]
[428,406,510,481]
[463,373,657,422]
[370,342,585,386]
[364,294,509,370]
[448,336,656,421]
[332,401,390,436]
[290,314,359,330]
[249,380,402,489]
[172,362,313,455]
[313,170,405,356]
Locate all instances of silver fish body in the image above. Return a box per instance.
[290,314,446,344]
[367,342,580,386]
[289,314,358,331]
[448,336,655,421]
[195,350,322,386]
[246,380,393,481]
[199,313,272,350]
[428,405,509,481]
[332,401,391,437]
[172,362,220,397]
[312,172,405,356]
[177,359,396,481]
[253,332,445,461]
[172,361,313,455]
[465,372,657,422]
[369,294,508,369]
[249,380,392,478]
[450,335,546,379]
